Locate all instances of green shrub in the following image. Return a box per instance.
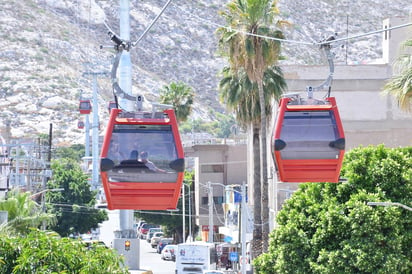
[0,230,128,274]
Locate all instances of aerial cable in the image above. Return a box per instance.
[318,22,412,46]
[170,2,313,46]
[170,2,412,47]
[132,0,174,47]
[103,0,174,105]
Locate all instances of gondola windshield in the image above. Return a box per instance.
[278,110,342,160]
[103,123,181,183]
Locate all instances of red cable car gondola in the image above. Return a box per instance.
[77,120,85,129]
[79,100,92,115]
[100,108,185,210]
[273,97,345,183]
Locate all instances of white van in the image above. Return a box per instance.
[175,242,217,273]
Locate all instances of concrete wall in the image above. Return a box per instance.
[185,143,247,236]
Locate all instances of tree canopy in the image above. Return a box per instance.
[159,81,194,124]
[217,0,287,255]
[46,159,107,236]
[0,230,127,273]
[254,145,412,273]
[383,38,412,112]
[0,190,56,235]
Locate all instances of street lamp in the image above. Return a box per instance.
[206,182,248,274]
[181,183,193,243]
[367,201,412,211]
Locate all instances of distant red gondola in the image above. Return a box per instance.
[79,100,92,115]
[273,97,345,183]
[77,120,85,129]
[100,108,185,210]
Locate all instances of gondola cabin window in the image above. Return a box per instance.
[279,110,340,160]
[106,124,179,183]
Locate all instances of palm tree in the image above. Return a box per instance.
[217,0,286,255]
[219,65,286,257]
[0,190,56,235]
[383,38,412,112]
[159,81,194,124]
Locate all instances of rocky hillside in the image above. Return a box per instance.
[0,0,411,145]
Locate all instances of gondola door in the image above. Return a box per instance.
[273,97,345,183]
[100,108,185,210]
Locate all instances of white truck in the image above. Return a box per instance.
[175,242,217,273]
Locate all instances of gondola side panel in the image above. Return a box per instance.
[100,108,121,209]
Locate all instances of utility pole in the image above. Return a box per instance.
[208,181,213,243]
[82,70,107,191]
[240,183,247,274]
[182,183,186,242]
[85,115,90,158]
[111,0,139,270]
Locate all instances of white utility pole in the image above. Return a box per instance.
[208,181,213,243]
[85,115,90,157]
[111,0,139,270]
[188,184,192,241]
[182,183,186,242]
[240,183,247,274]
[82,71,106,191]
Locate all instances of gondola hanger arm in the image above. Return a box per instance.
[306,35,335,99]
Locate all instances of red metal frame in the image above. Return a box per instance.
[79,100,92,115]
[273,97,345,183]
[100,108,185,210]
[107,101,117,113]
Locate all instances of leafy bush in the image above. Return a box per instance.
[254,145,412,273]
[0,230,128,274]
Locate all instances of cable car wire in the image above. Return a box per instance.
[168,2,412,47]
[132,0,174,47]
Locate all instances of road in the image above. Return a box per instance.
[98,209,176,274]
[138,238,176,274]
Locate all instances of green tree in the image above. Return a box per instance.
[0,190,56,235]
[219,65,286,257]
[383,38,412,112]
[159,81,194,123]
[54,144,85,162]
[217,0,287,255]
[46,159,107,236]
[254,145,412,273]
[0,230,128,273]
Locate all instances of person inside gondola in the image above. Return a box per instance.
[139,151,166,173]
[108,139,123,165]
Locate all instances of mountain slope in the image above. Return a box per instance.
[0,0,410,144]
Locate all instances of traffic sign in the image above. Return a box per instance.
[229,251,238,262]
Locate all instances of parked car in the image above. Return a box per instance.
[150,231,164,248]
[146,228,162,243]
[161,244,177,261]
[138,223,159,239]
[157,237,174,254]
